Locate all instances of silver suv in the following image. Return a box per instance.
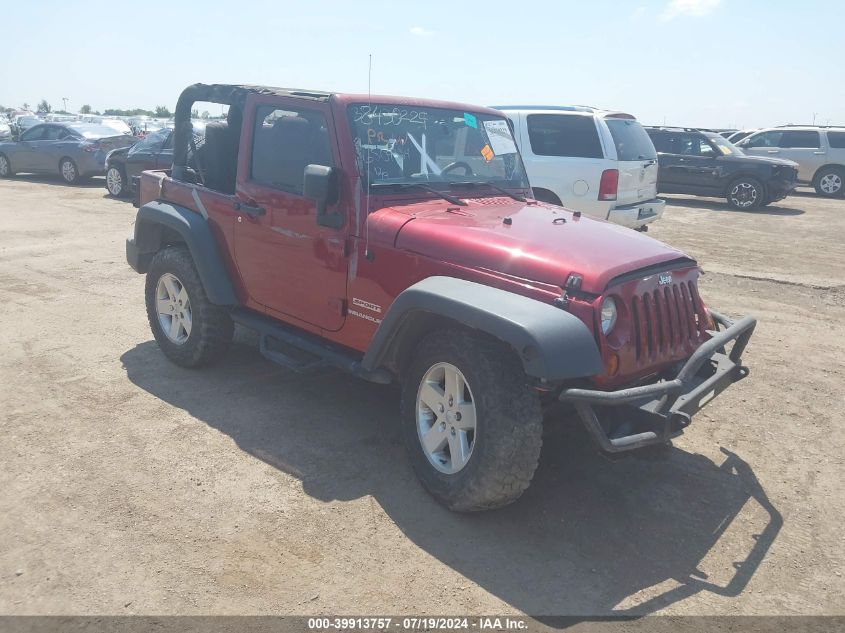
[736,126,845,197]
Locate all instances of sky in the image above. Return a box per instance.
[1,0,843,129]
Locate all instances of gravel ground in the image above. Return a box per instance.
[0,176,842,617]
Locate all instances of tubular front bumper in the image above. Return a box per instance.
[559,311,756,452]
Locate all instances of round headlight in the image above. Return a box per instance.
[600,297,617,335]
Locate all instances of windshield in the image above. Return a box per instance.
[348,104,529,190]
[706,133,744,156]
[605,117,657,161]
[129,128,170,154]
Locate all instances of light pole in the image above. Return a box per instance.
[62,97,68,112]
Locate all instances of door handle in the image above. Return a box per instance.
[234,201,266,217]
[767,150,779,154]
[813,151,825,155]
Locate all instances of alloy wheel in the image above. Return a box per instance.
[416,362,477,474]
[730,182,757,209]
[155,273,192,344]
[106,167,123,196]
[819,173,842,195]
[61,160,76,183]
[0,156,8,176]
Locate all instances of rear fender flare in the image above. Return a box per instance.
[129,200,238,306]
[360,276,603,381]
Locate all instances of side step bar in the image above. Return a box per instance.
[230,308,393,384]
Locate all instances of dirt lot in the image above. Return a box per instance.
[0,176,843,617]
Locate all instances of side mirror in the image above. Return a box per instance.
[304,164,343,229]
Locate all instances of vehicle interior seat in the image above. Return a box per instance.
[198,107,242,194]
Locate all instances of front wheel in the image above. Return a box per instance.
[106,165,126,196]
[726,177,764,210]
[814,166,844,197]
[59,158,80,184]
[400,329,543,511]
[0,153,13,178]
[144,246,233,367]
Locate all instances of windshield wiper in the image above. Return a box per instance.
[448,180,526,202]
[370,182,467,206]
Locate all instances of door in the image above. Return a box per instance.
[234,99,348,331]
[775,130,825,182]
[15,125,48,170]
[741,130,783,161]
[154,130,175,169]
[655,132,719,192]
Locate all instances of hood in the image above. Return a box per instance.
[372,197,692,294]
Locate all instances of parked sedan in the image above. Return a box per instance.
[0,122,137,184]
[645,127,798,210]
[105,127,173,196]
[104,121,204,196]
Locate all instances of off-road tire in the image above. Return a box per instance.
[144,246,233,368]
[726,176,764,210]
[813,166,845,197]
[59,158,80,184]
[0,153,13,178]
[400,329,543,511]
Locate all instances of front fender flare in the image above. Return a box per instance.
[360,276,603,381]
[126,200,238,306]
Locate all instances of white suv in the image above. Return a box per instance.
[736,126,845,197]
[493,106,664,229]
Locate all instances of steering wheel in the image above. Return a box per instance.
[441,161,475,177]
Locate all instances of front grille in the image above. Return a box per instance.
[629,281,706,362]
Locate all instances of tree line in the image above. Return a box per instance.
[2,100,178,118]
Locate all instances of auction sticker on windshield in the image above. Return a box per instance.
[483,119,517,155]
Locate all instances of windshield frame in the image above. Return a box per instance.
[346,103,530,195]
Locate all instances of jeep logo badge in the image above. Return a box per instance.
[658,273,672,285]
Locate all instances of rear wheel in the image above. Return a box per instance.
[726,177,763,210]
[59,158,80,184]
[400,329,543,511]
[531,188,562,206]
[106,165,126,196]
[813,166,844,197]
[0,154,12,177]
[145,246,233,368]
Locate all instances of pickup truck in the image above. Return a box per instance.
[126,84,757,511]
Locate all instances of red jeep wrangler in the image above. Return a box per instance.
[127,84,756,511]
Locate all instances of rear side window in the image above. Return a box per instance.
[648,131,668,153]
[525,114,603,158]
[605,118,657,161]
[825,131,845,149]
[745,130,782,148]
[20,126,46,141]
[42,126,65,141]
[779,131,820,148]
[250,105,333,193]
